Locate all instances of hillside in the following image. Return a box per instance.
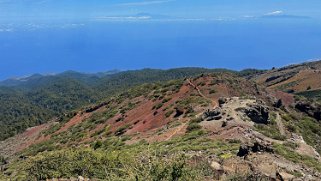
[0,68,229,141]
[253,60,321,102]
[0,62,321,180]
[1,64,321,180]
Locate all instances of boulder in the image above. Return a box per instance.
[295,102,321,121]
[202,108,222,121]
[174,107,184,118]
[218,97,228,107]
[237,141,274,157]
[237,145,250,157]
[210,161,222,170]
[277,172,295,181]
[244,104,270,124]
[274,99,283,108]
[222,121,228,127]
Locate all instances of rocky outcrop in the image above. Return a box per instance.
[237,141,274,157]
[218,97,228,107]
[273,99,283,108]
[202,108,222,121]
[277,172,295,181]
[241,103,270,124]
[174,107,184,118]
[295,102,321,121]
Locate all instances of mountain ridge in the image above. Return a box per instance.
[1,61,321,180]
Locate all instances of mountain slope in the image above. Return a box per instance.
[253,60,321,93]
[1,70,321,180]
[2,62,321,180]
[0,68,231,141]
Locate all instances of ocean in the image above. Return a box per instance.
[1,19,321,79]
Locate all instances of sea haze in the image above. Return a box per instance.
[1,18,321,79]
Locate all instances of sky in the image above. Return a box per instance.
[1,0,321,80]
[1,0,321,20]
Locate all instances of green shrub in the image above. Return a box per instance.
[189,117,203,124]
[0,155,6,165]
[254,124,286,141]
[273,144,321,171]
[186,123,202,133]
[162,97,172,103]
[93,140,103,150]
[209,90,216,94]
[115,124,130,136]
[153,103,164,110]
[165,110,174,118]
[23,149,201,181]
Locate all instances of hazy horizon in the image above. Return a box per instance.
[1,0,321,80]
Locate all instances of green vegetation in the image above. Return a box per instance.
[238,69,266,77]
[254,124,286,140]
[176,96,210,111]
[297,90,321,103]
[165,110,175,118]
[2,132,240,180]
[254,113,286,141]
[209,89,216,94]
[273,143,321,171]
[186,117,203,133]
[282,113,321,154]
[153,103,164,110]
[276,81,298,92]
[20,149,198,180]
[0,68,229,141]
[115,124,130,136]
[186,123,202,133]
[296,117,321,153]
[0,155,6,165]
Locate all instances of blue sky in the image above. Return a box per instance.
[1,0,320,20]
[1,0,321,80]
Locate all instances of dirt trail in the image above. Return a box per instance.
[187,78,218,108]
[165,122,187,141]
[275,113,286,136]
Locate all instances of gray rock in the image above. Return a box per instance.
[78,176,85,181]
[277,172,295,181]
[244,104,270,124]
[237,141,274,157]
[202,108,222,121]
[295,102,321,121]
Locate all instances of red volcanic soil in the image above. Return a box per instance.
[56,112,92,134]
[16,124,52,151]
[117,84,192,134]
[271,90,295,106]
[5,74,276,154]
[35,110,99,144]
[82,75,260,144]
[0,122,54,157]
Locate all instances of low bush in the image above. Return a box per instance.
[186,123,202,133]
[273,144,321,171]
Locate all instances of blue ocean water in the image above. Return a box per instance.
[1,19,321,79]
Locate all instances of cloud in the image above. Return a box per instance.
[0,28,13,32]
[265,10,283,16]
[262,11,311,19]
[115,0,174,6]
[94,15,152,21]
[242,10,312,20]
